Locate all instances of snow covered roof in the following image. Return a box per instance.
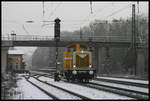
[8,50,24,55]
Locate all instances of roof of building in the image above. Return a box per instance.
[8,50,24,55]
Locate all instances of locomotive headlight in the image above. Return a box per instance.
[73,65,76,68]
[89,71,93,75]
[89,64,92,68]
[72,70,77,75]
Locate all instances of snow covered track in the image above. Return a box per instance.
[95,77,148,88]
[59,78,148,99]
[29,70,52,77]
[24,76,90,100]
[33,77,92,100]
[38,76,134,99]
[28,70,148,99]
[93,77,149,99]
[86,82,148,99]
[24,76,59,100]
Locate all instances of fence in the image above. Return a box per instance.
[2,35,146,43]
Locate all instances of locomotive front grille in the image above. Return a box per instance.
[76,53,89,68]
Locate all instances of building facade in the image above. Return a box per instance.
[8,50,24,72]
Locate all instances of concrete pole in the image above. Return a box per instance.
[94,47,99,75]
[136,48,146,77]
[132,4,137,75]
[94,47,105,76]
[1,47,9,76]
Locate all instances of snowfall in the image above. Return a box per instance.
[7,73,148,100]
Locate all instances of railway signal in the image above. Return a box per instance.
[54,18,61,41]
[54,18,61,81]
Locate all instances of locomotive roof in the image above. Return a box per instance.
[66,43,88,48]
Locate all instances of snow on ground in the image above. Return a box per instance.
[13,76,52,99]
[38,76,134,100]
[29,77,81,100]
[91,80,149,93]
[97,76,149,84]
[17,74,29,77]
[30,71,50,75]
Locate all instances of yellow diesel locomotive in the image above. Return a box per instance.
[63,43,96,82]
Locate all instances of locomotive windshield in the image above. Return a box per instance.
[68,47,76,52]
[80,45,87,51]
[80,47,87,51]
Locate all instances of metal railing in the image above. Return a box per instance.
[1,35,146,43]
[2,35,54,41]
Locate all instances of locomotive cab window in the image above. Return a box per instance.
[68,47,76,52]
[80,47,86,51]
[80,45,88,51]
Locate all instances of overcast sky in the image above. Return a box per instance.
[1,1,148,57]
[2,1,148,36]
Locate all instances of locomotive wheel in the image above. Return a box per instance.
[66,77,70,82]
[78,79,83,83]
[67,78,69,81]
[54,72,60,81]
[85,79,89,83]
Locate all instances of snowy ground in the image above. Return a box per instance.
[7,74,138,99]
[91,80,149,93]
[97,76,149,84]
[11,75,52,99]
[38,76,134,100]
[28,77,81,99]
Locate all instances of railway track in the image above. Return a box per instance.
[84,82,149,99]
[36,75,137,99]
[61,80,148,99]
[24,76,58,100]
[91,77,149,99]
[33,77,92,100]
[94,77,148,88]
[58,77,148,99]
[99,74,148,80]
[29,71,149,99]
[24,75,91,100]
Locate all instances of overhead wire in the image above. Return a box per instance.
[42,1,45,29]
[42,2,132,33]
[80,3,131,28]
[76,2,132,39]
[61,2,94,29]
[41,2,62,32]
[90,1,93,14]
[22,24,32,35]
[4,20,32,35]
[53,2,110,31]
[79,2,114,28]
[105,4,131,20]
[43,1,45,17]
[48,2,62,19]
